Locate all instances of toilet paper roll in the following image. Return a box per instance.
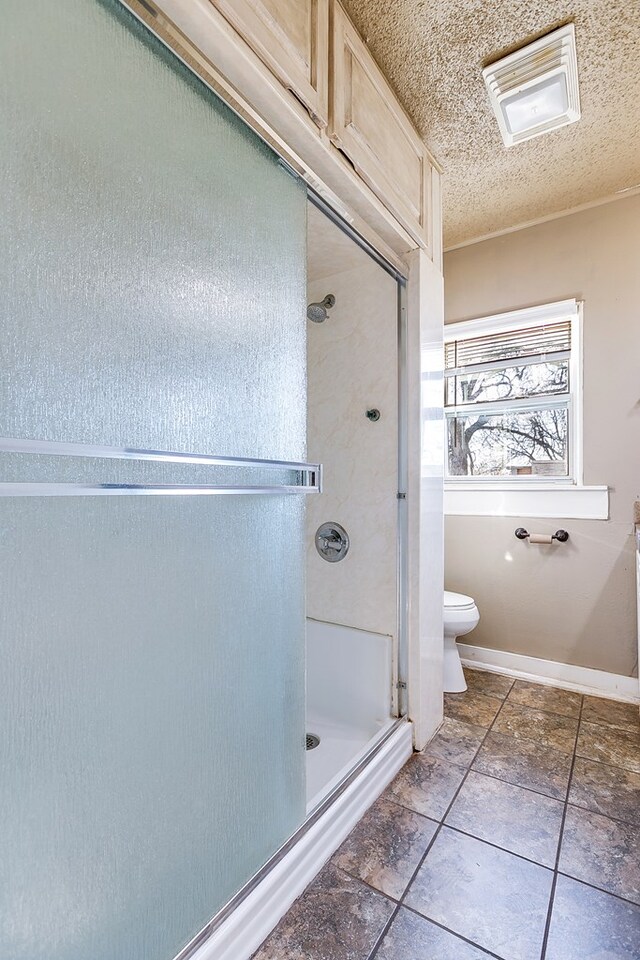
[529,533,553,544]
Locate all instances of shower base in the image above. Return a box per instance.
[305,618,395,811]
[186,720,412,960]
[306,714,396,811]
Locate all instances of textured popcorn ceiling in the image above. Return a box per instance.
[340,0,640,248]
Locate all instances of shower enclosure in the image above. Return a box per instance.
[305,201,405,810]
[0,2,312,958]
[1,2,408,958]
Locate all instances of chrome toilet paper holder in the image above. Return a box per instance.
[515,527,569,542]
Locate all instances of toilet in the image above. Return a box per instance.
[443,591,480,693]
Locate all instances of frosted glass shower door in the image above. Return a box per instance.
[0,3,309,960]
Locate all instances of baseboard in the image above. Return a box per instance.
[459,644,640,703]
[186,721,413,960]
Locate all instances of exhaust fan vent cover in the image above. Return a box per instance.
[483,24,580,148]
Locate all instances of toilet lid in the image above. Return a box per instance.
[444,590,476,610]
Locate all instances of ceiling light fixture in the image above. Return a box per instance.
[483,24,581,148]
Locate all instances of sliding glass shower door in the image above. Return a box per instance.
[0,2,309,959]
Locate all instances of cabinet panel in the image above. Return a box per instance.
[330,2,432,249]
[210,0,329,126]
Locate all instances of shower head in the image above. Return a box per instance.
[307,294,335,323]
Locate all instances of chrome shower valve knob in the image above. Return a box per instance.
[315,522,350,562]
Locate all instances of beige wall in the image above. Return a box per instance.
[306,258,398,640]
[444,195,640,677]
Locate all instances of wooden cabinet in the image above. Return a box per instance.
[165,0,441,259]
[329,2,435,251]
[209,0,329,127]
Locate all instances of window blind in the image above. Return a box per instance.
[445,320,571,372]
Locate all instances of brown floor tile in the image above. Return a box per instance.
[383,753,466,821]
[332,797,437,900]
[581,695,640,732]
[444,690,503,728]
[472,730,572,800]
[422,717,486,767]
[375,907,493,960]
[251,863,394,960]
[464,669,514,700]
[493,702,578,754]
[545,875,640,960]
[559,805,640,905]
[569,756,640,826]
[577,720,640,774]
[507,679,582,719]
[405,828,553,960]
[445,770,564,867]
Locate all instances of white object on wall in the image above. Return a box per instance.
[307,619,392,732]
[459,643,640,703]
[406,248,445,749]
[444,482,609,519]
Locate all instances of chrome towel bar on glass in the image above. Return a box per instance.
[0,437,322,497]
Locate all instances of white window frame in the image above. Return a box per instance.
[443,299,609,519]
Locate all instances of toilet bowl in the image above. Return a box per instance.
[443,590,480,693]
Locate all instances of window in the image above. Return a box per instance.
[445,300,580,482]
[443,300,608,520]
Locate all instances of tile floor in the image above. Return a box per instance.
[252,670,640,960]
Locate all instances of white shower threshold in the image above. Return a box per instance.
[182,719,413,960]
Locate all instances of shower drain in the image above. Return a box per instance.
[306,733,320,751]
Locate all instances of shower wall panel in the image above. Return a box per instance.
[306,258,398,639]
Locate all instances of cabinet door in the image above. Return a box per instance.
[211,0,329,127]
[330,2,433,249]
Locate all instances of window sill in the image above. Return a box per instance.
[444,483,609,520]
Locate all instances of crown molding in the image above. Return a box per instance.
[444,185,640,253]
